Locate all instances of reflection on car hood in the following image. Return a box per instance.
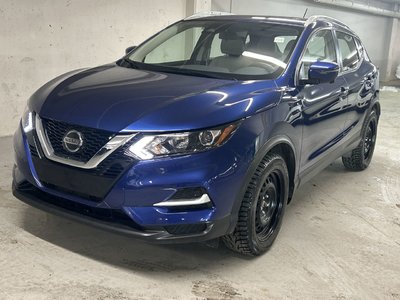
[30,63,280,132]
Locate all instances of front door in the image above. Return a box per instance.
[295,29,349,178]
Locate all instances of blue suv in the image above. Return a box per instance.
[13,14,380,255]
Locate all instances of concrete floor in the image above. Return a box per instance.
[0,92,399,300]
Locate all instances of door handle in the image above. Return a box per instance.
[281,94,304,107]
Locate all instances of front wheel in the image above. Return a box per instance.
[222,153,289,256]
[342,110,378,171]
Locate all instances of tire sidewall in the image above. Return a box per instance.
[361,111,378,168]
[248,156,289,254]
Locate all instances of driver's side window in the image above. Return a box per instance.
[299,30,337,81]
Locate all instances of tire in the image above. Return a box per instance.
[222,153,289,256]
[342,110,378,171]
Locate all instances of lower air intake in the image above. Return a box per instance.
[164,223,207,235]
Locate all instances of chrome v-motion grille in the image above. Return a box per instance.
[42,118,115,162]
[35,115,136,169]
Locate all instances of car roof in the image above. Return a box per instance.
[187,14,307,26]
[185,13,352,32]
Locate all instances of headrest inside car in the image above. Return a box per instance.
[221,38,245,56]
[284,39,296,55]
[219,31,247,40]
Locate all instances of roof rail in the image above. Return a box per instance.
[184,11,235,20]
[305,15,350,29]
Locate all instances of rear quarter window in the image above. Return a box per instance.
[355,37,370,62]
[336,31,360,71]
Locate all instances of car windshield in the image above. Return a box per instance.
[123,19,303,80]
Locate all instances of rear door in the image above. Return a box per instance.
[335,31,378,139]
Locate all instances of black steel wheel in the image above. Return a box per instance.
[342,110,378,171]
[222,153,289,256]
[363,120,376,161]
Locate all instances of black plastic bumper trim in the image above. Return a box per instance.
[12,181,230,244]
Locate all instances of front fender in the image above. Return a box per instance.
[226,107,301,233]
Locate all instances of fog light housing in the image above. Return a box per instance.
[153,187,212,208]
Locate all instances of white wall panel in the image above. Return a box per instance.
[0,0,186,136]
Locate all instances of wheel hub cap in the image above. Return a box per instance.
[255,173,281,239]
[259,186,277,227]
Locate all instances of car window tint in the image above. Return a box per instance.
[299,30,337,80]
[144,27,204,63]
[336,31,360,71]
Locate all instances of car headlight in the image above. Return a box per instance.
[129,122,239,160]
[21,107,34,133]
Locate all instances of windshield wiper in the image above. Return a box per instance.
[122,57,140,69]
[156,67,237,81]
[121,59,237,80]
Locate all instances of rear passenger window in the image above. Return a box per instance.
[355,37,370,62]
[336,31,360,71]
[299,30,337,81]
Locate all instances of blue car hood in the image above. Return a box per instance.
[30,63,280,132]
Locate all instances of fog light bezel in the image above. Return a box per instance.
[153,187,213,208]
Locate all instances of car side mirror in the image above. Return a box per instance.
[306,61,339,85]
[125,46,137,54]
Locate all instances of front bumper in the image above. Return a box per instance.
[12,118,257,243]
[12,179,230,243]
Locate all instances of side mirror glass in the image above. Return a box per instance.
[125,46,137,55]
[306,61,339,84]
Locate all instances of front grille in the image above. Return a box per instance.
[25,124,137,201]
[29,144,39,158]
[42,118,115,162]
[41,181,104,202]
[31,149,137,201]
[92,143,135,178]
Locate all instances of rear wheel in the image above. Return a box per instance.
[222,153,289,256]
[342,110,378,171]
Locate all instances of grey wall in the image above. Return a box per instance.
[0,0,186,137]
[213,0,397,81]
[396,21,400,76]
[388,19,400,79]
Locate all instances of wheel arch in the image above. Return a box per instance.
[268,142,296,203]
[227,134,298,234]
[372,101,381,119]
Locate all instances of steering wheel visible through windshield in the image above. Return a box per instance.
[123,19,303,80]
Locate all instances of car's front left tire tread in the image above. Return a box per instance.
[222,153,289,256]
